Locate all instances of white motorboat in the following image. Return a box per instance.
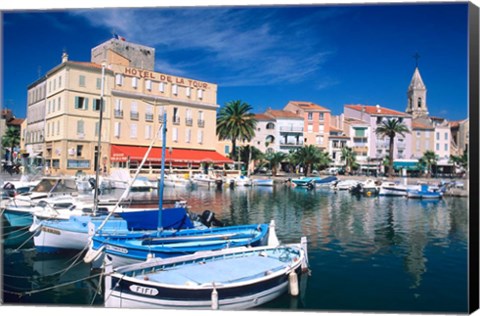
[378,181,408,196]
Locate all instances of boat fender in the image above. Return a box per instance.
[211,283,219,310]
[267,220,279,247]
[289,271,299,296]
[147,253,154,261]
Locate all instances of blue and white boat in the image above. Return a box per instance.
[290,177,322,187]
[104,236,309,310]
[407,184,444,199]
[312,176,338,188]
[85,221,272,268]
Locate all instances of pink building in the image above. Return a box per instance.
[344,104,413,161]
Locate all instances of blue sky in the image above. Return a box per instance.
[1,1,471,121]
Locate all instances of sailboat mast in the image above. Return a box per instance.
[158,112,167,230]
[93,62,106,214]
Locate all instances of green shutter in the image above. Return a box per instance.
[85,98,89,110]
[75,96,79,109]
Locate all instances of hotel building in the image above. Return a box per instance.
[23,38,231,176]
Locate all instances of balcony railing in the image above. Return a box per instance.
[145,113,154,122]
[185,118,193,126]
[158,114,165,123]
[279,126,303,133]
[197,119,205,127]
[279,141,304,146]
[114,109,123,118]
[353,137,368,143]
[172,117,181,125]
[130,111,139,120]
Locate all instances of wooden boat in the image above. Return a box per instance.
[104,237,309,310]
[406,184,443,199]
[85,220,272,268]
[252,178,274,186]
[378,181,408,196]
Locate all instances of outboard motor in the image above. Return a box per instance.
[88,178,97,190]
[199,210,224,228]
[3,182,16,197]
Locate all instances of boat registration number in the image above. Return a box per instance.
[41,227,61,235]
[106,245,128,254]
[129,285,159,296]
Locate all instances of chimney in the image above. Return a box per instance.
[62,51,69,63]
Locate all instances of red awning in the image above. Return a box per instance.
[110,145,232,164]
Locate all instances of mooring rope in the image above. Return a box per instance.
[3,271,104,298]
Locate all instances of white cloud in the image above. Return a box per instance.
[72,6,336,86]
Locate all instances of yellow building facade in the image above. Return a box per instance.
[29,39,231,176]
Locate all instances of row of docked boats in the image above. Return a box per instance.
[287,175,447,199]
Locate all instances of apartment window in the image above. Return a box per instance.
[75,96,89,110]
[185,129,191,143]
[445,143,448,151]
[444,132,448,140]
[319,113,324,121]
[308,124,313,133]
[58,76,62,88]
[132,77,138,89]
[159,82,165,93]
[436,143,440,151]
[146,80,152,91]
[96,78,102,90]
[308,113,313,121]
[76,145,83,157]
[172,84,178,95]
[319,124,324,132]
[225,145,230,155]
[173,107,180,124]
[130,124,138,139]
[354,128,366,137]
[114,122,121,138]
[52,99,56,112]
[47,123,50,137]
[115,74,124,86]
[185,109,193,126]
[186,87,191,97]
[145,125,152,140]
[197,130,203,144]
[114,99,123,118]
[436,132,440,140]
[48,81,51,93]
[53,78,56,90]
[79,75,86,87]
[130,102,139,120]
[77,120,85,136]
[56,121,60,135]
[316,135,322,145]
[416,140,421,150]
[198,110,205,127]
[425,131,430,138]
[145,105,153,121]
[58,97,61,111]
[172,127,178,142]
[93,99,103,111]
[95,122,99,137]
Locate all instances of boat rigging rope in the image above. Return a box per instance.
[3,271,104,298]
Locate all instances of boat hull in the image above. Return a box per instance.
[104,243,308,310]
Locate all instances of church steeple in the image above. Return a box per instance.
[406,66,428,118]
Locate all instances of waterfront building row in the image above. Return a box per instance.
[21,38,231,176]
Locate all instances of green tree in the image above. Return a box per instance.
[295,145,323,176]
[2,126,21,163]
[313,150,332,172]
[216,100,257,163]
[449,149,468,172]
[285,149,300,173]
[264,151,286,176]
[375,118,410,178]
[419,150,438,178]
[239,145,264,176]
[340,147,357,175]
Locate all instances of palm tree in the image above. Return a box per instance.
[216,100,257,163]
[239,145,264,176]
[449,149,468,172]
[264,151,286,176]
[295,145,323,176]
[340,147,356,175]
[313,151,332,172]
[420,150,438,178]
[2,126,21,163]
[286,149,300,173]
[375,118,410,178]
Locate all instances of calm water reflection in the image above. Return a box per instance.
[2,184,469,313]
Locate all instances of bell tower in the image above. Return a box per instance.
[405,54,429,118]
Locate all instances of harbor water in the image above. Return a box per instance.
[2,183,469,313]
